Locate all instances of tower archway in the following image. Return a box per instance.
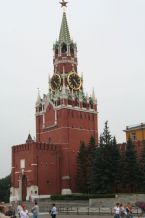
[22,175,27,201]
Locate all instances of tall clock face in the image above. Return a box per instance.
[67,71,81,90]
[50,73,61,91]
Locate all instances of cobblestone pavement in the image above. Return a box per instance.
[40,214,113,218]
[39,213,139,218]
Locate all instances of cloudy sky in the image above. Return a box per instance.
[0,0,145,179]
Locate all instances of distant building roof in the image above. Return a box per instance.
[124,123,145,132]
[26,133,34,143]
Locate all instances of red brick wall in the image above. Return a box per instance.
[12,102,98,194]
[11,143,61,195]
[35,105,98,193]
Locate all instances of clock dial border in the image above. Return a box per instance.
[67,71,82,91]
[50,73,62,91]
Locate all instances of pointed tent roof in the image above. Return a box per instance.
[35,88,41,106]
[59,12,71,44]
[26,133,34,143]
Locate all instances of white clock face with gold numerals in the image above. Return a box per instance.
[67,71,81,90]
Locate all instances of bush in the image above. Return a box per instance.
[51,193,115,200]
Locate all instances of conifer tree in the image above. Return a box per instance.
[87,136,97,193]
[90,121,121,193]
[138,140,145,191]
[122,138,141,192]
[76,141,88,193]
[100,121,112,145]
[89,145,108,193]
[110,136,121,192]
[0,174,10,202]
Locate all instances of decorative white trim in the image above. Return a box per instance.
[61,189,72,195]
[37,126,98,135]
[62,176,70,180]
[24,170,32,173]
[56,105,97,114]
[54,59,77,65]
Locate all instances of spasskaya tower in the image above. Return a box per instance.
[10,0,98,201]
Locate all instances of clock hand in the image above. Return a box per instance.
[54,81,57,86]
[73,78,77,85]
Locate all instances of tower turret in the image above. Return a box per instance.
[53,2,77,74]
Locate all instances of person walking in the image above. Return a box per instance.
[113,203,120,218]
[31,202,39,218]
[17,203,23,218]
[126,202,133,218]
[20,204,27,218]
[50,204,57,218]
[120,203,127,218]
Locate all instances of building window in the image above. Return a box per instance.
[48,137,51,144]
[131,132,136,141]
[20,159,25,169]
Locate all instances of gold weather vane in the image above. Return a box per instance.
[60,0,68,8]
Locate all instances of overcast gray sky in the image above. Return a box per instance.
[0,0,145,179]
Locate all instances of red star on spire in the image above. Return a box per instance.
[60,0,68,8]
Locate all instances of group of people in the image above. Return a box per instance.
[16,202,57,218]
[113,202,133,218]
[114,202,145,218]
[16,202,39,218]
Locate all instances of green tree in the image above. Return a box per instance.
[110,137,121,192]
[89,145,109,193]
[122,138,141,192]
[0,174,11,202]
[87,136,97,193]
[76,141,88,193]
[90,122,121,193]
[100,121,112,145]
[138,140,145,191]
[76,136,97,193]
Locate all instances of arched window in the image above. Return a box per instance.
[75,97,79,107]
[70,44,74,56]
[48,137,51,144]
[61,43,67,53]
[68,95,72,105]
[89,97,93,109]
[83,97,87,108]
[39,104,42,112]
[57,98,60,105]
[55,45,58,55]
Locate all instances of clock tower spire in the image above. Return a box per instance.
[53,0,78,75]
[35,0,98,195]
[11,0,98,201]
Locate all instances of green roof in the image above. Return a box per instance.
[59,12,71,44]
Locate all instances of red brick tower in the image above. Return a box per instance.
[35,1,98,194]
[10,0,98,201]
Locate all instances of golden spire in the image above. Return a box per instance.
[60,0,68,8]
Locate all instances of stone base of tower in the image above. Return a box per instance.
[61,189,72,195]
[10,185,39,202]
[10,187,20,202]
[61,176,72,195]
